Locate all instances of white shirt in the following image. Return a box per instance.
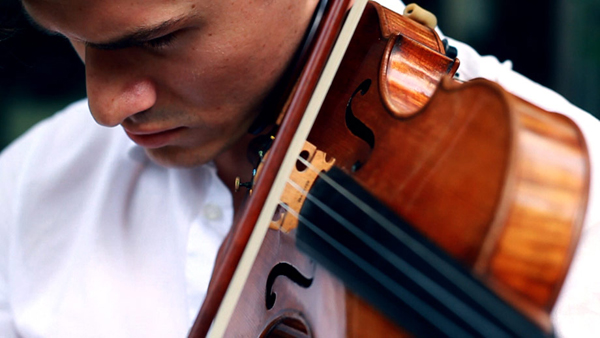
[2,1,600,337]
[0,100,233,337]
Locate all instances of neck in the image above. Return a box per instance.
[213,133,256,214]
[214,0,333,213]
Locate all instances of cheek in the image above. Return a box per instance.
[163,37,289,112]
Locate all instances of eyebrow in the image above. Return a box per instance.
[23,9,192,50]
[86,16,189,50]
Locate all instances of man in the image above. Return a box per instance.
[1,0,599,337]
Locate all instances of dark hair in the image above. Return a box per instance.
[0,28,16,42]
[0,0,22,41]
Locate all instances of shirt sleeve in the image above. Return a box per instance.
[0,141,22,337]
[0,268,17,338]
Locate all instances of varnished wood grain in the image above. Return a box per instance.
[223,229,346,337]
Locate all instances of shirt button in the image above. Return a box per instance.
[203,203,223,221]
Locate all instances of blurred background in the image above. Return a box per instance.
[0,0,599,152]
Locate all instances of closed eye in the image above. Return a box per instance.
[142,31,179,50]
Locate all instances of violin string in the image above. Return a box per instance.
[290,154,526,336]
[294,155,520,332]
[284,177,509,338]
[277,202,475,338]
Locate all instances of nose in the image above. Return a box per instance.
[85,46,157,127]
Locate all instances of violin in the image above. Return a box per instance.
[189,1,589,337]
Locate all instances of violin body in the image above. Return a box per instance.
[191,2,589,337]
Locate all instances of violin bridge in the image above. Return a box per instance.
[270,141,335,233]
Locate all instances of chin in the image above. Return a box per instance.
[144,146,214,168]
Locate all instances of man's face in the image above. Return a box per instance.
[24,0,319,167]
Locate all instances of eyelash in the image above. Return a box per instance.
[143,32,178,50]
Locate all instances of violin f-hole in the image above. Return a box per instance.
[265,262,314,310]
[346,79,375,151]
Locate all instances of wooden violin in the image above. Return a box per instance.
[189,1,589,337]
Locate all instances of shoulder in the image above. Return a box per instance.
[1,99,130,171]
[1,98,133,171]
[0,99,134,221]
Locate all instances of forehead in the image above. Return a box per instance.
[22,0,207,42]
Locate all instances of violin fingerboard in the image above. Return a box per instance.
[296,167,552,338]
